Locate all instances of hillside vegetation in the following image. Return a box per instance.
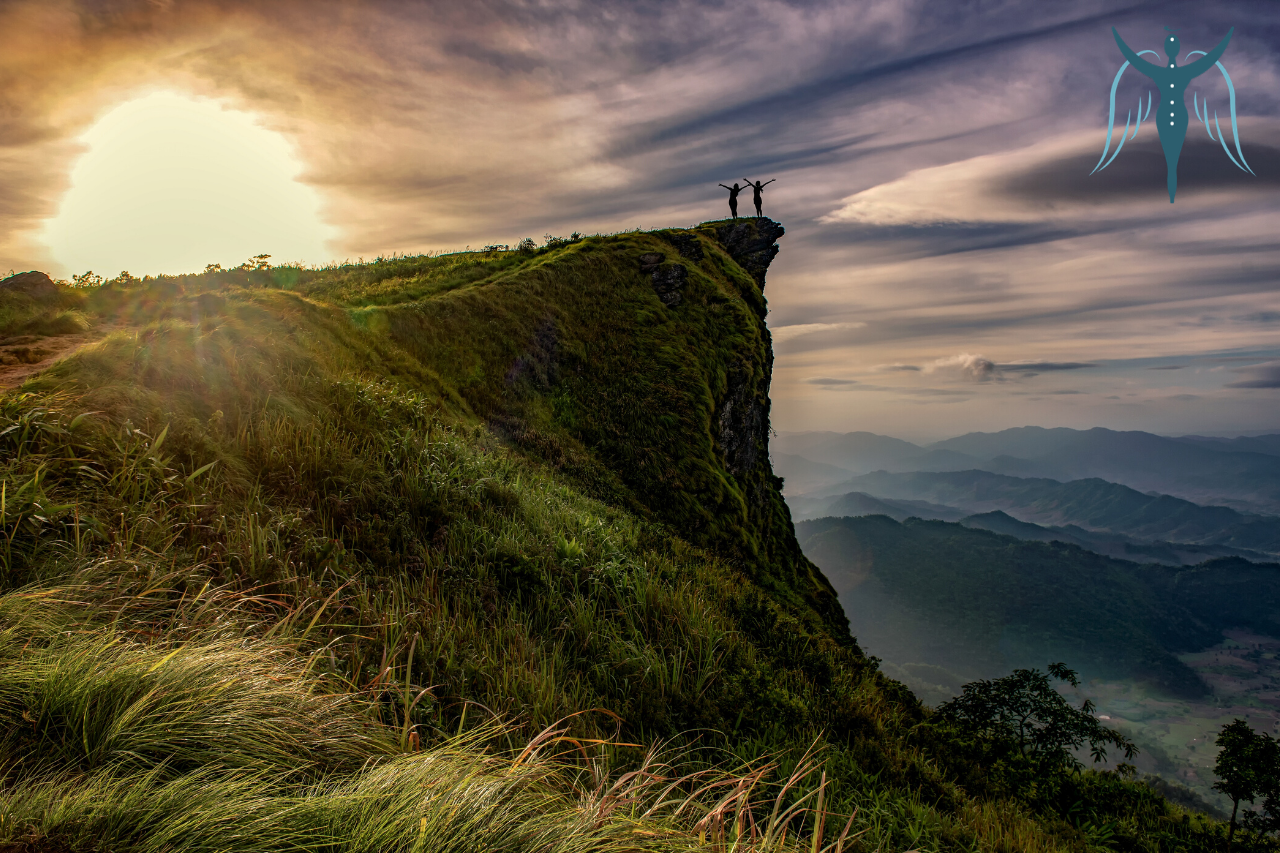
[0,224,1227,852]
[796,515,1280,697]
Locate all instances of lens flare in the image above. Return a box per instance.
[45,91,334,277]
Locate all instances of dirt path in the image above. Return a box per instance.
[0,325,118,390]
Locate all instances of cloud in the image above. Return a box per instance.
[6,0,1280,438]
[821,128,1280,228]
[927,353,999,382]
[1148,365,1185,370]
[1235,311,1280,323]
[1226,361,1280,389]
[807,377,859,385]
[770,321,866,345]
[996,361,1095,372]
[920,354,1093,383]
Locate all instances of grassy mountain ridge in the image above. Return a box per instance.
[288,219,848,638]
[0,226,1226,852]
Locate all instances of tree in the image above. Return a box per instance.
[938,663,1136,778]
[1215,719,1280,853]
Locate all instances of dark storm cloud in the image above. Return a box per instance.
[1227,362,1280,389]
[997,362,1096,372]
[1001,138,1280,204]
[809,221,1092,260]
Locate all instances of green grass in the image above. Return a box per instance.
[0,287,89,340]
[0,222,1233,852]
[0,584,866,853]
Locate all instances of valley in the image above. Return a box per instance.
[785,428,1280,820]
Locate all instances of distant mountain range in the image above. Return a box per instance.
[795,515,1280,700]
[774,426,1280,514]
[788,469,1280,562]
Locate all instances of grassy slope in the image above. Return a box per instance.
[0,226,1223,852]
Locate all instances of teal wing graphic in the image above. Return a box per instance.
[1092,50,1158,174]
[1188,50,1254,174]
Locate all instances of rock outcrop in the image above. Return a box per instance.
[712,218,784,289]
[0,271,58,301]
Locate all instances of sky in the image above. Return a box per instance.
[1,0,1277,442]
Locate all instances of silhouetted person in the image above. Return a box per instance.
[742,178,776,217]
[718,182,744,219]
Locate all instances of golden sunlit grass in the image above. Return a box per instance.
[0,224,1225,852]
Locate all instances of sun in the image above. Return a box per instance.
[45,91,335,277]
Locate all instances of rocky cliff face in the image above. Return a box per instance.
[712,218,785,292]
[699,218,850,640]
[705,218,784,490]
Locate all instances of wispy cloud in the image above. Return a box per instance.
[2,0,1278,436]
[927,353,1000,382]
[1226,361,1280,389]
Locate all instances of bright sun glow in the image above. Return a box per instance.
[45,91,335,277]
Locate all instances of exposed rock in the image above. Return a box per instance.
[716,366,764,478]
[0,271,58,301]
[712,218,784,289]
[649,263,687,307]
[637,252,664,274]
[656,230,705,262]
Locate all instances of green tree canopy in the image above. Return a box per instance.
[938,662,1136,776]
[1216,719,1280,851]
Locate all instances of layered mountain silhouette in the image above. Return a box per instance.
[775,426,1280,514]
[791,469,1280,561]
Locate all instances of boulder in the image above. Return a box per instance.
[0,271,58,301]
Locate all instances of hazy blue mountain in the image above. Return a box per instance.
[960,509,1066,541]
[807,469,1280,557]
[958,511,1271,565]
[795,515,1280,699]
[931,427,1280,514]
[820,491,968,522]
[929,426,1088,459]
[770,451,853,495]
[898,448,983,472]
[781,426,1280,514]
[772,431,923,472]
[1173,434,1280,457]
[1012,429,1280,513]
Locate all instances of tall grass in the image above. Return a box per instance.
[0,226,1225,852]
[0,586,866,853]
